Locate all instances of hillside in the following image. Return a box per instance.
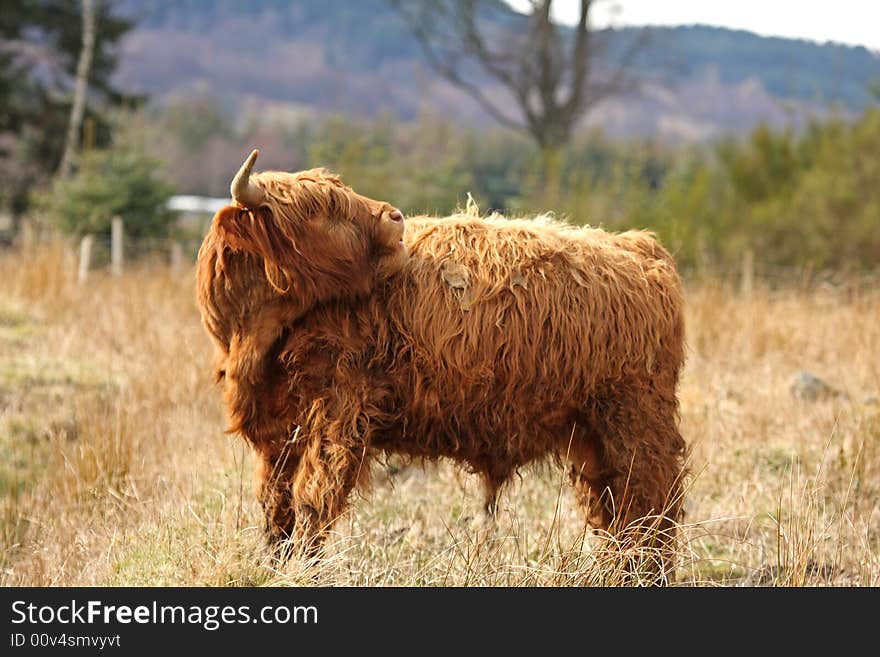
[112,0,880,140]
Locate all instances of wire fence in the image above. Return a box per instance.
[679,257,880,296]
[4,217,879,297]
[79,234,200,264]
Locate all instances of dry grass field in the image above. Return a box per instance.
[1,240,878,586]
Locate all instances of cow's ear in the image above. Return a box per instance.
[213,205,253,251]
[213,205,282,263]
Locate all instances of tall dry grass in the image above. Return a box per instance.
[0,240,877,586]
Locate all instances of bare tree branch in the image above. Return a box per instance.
[578,26,648,113]
[563,0,592,120]
[456,2,520,89]
[390,0,642,152]
[391,0,526,132]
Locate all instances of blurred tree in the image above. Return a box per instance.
[0,0,138,221]
[159,96,234,152]
[42,146,177,239]
[390,0,642,186]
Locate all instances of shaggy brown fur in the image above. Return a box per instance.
[196,166,687,580]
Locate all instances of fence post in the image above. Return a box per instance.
[170,241,183,271]
[740,248,755,297]
[111,216,124,276]
[78,234,94,283]
[18,219,35,250]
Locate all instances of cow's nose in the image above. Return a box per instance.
[388,210,404,223]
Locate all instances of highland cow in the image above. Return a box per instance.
[197,150,688,580]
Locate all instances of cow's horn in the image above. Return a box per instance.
[230,149,265,207]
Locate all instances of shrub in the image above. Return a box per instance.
[42,147,177,238]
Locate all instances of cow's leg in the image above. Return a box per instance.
[567,431,612,530]
[254,438,300,550]
[288,442,369,557]
[577,386,687,584]
[285,391,379,557]
[479,467,510,519]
